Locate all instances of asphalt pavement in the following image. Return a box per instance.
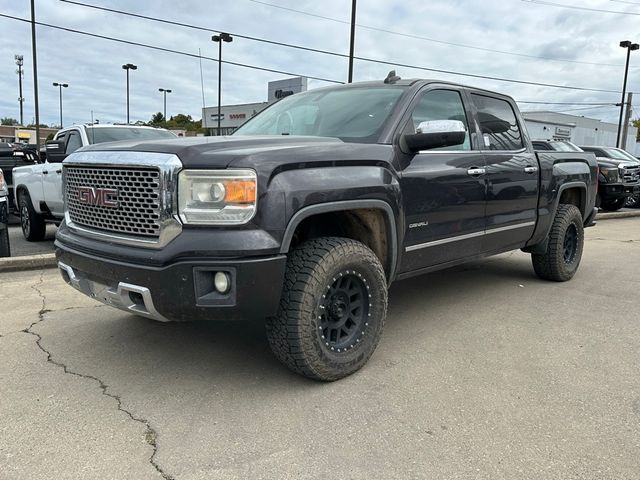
[1,218,639,479]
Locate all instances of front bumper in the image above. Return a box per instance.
[55,243,287,322]
[599,183,639,200]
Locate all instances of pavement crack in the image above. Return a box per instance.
[23,270,174,480]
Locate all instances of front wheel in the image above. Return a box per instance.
[532,204,584,282]
[600,197,625,211]
[624,193,640,208]
[18,192,46,241]
[266,237,388,381]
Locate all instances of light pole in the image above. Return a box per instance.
[15,55,24,125]
[348,0,357,83]
[122,63,137,124]
[52,82,68,128]
[211,33,233,136]
[616,40,638,148]
[158,88,172,122]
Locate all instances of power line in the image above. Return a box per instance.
[609,0,640,5]
[521,0,640,15]
[49,2,622,93]
[0,13,343,84]
[247,0,632,68]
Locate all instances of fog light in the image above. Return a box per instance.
[214,271,230,293]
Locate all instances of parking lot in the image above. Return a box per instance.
[0,217,638,479]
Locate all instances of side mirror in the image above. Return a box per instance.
[403,120,467,152]
[45,140,67,163]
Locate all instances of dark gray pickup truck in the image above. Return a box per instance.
[55,76,598,380]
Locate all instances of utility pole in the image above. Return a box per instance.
[348,0,357,83]
[621,92,633,150]
[15,55,24,126]
[30,0,41,148]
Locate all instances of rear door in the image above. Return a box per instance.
[398,86,487,272]
[471,93,538,251]
[43,130,82,215]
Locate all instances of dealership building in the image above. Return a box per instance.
[202,77,307,135]
[522,111,638,152]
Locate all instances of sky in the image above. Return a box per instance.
[0,0,639,127]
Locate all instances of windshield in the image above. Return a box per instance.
[601,147,639,162]
[86,127,176,144]
[234,86,405,142]
[549,141,583,152]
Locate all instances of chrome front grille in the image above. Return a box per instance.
[65,166,162,237]
[623,166,640,184]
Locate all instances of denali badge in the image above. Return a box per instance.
[77,186,119,208]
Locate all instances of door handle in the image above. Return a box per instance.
[467,167,486,176]
[524,166,538,174]
[42,170,49,175]
[55,169,62,174]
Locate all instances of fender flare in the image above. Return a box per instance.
[279,199,398,280]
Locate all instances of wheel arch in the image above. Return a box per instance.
[280,200,398,281]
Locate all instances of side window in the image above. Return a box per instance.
[472,94,523,150]
[65,131,82,154]
[407,89,471,151]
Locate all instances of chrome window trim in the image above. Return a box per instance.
[405,221,535,252]
[63,151,183,249]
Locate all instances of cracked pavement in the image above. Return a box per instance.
[1,218,639,479]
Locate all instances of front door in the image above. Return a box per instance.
[398,88,487,273]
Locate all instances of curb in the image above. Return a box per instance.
[596,210,640,220]
[0,253,57,273]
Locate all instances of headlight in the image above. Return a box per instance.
[178,169,257,225]
[0,170,6,191]
[599,167,620,183]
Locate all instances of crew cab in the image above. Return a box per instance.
[13,124,176,240]
[578,145,640,209]
[55,76,598,381]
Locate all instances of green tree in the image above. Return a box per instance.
[149,112,165,127]
[633,118,640,142]
[1,117,18,125]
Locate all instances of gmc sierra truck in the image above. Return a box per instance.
[55,76,598,381]
[13,124,176,241]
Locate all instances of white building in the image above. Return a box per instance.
[202,77,308,136]
[523,111,637,152]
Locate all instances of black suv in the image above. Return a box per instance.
[579,146,640,209]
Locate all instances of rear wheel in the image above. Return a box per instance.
[600,197,625,211]
[266,237,388,381]
[532,204,584,282]
[19,192,46,241]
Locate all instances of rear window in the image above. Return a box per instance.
[472,94,524,151]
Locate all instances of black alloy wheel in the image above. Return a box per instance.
[563,224,578,265]
[318,271,370,353]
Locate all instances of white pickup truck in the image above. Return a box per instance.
[13,124,176,240]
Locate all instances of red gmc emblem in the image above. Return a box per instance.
[77,186,119,208]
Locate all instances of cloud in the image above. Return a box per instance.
[0,0,638,126]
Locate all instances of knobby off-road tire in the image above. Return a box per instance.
[266,237,388,381]
[19,192,46,241]
[532,204,584,282]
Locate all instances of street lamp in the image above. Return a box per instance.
[158,88,172,122]
[616,40,639,148]
[52,82,68,128]
[15,55,24,126]
[122,63,137,124]
[211,33,233,136]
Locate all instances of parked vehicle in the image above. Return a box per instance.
[0,168,10,257]
[55,76,598,381]
[578,146,640,209]
[13,124,177,241]
[0,143,40,214]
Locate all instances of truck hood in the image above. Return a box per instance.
[76,135,390,169]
